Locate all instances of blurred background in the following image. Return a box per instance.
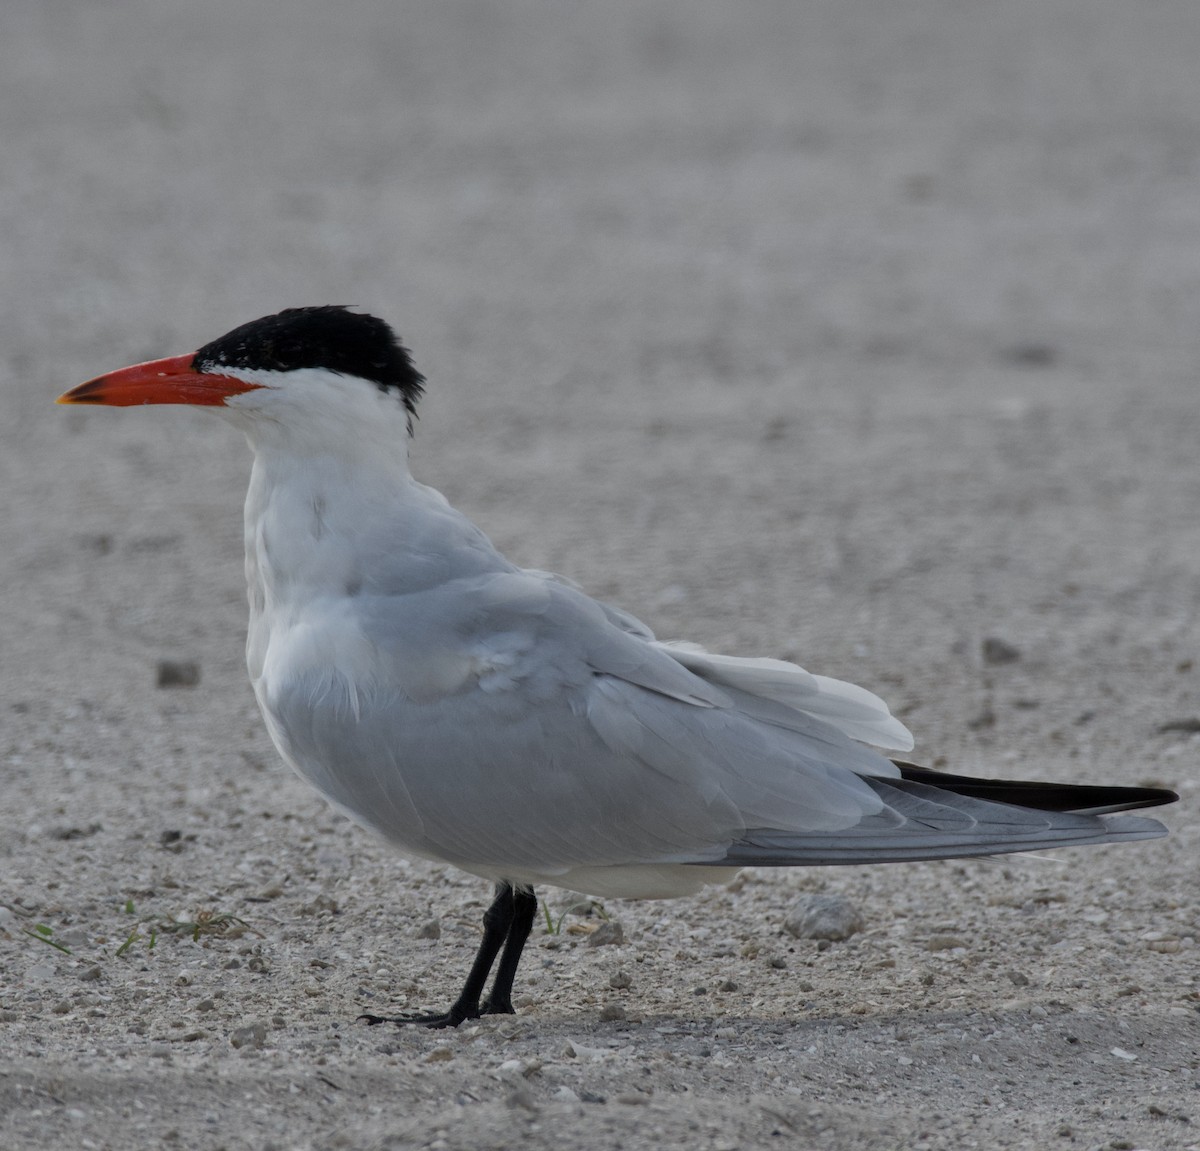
[3,5,1199,1144]
[5,0,1200,780]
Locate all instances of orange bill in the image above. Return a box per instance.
[58,355,262,407]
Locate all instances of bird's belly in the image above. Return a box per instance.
[252,657,746,887]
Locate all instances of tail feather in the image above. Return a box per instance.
[702,768,1175,868]
[892,761,1177,816]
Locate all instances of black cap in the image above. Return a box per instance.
[194,306,425,429]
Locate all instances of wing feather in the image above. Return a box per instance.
[260,565,1167,898]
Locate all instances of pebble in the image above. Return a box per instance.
[156,659,201,688]
[1141,932,1182,954]
[783,895,864,941]
[924,935,968,952]
[981,637,1021,665]
[230,1022,267,1050]
[587,921,625,948]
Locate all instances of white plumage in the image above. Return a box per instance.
[60,307,1173,1025]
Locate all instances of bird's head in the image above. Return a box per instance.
[58,306,427,447]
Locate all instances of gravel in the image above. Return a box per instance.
[2,1,1197,1149]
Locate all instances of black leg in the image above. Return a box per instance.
[359,883,532,1030]
[480,886,538,1016]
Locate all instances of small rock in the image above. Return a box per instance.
[982,637,1021,665]
[49,825,101,842]
[230,1022,267,1050]
[783,894,865,941]
[299,894,339,916]
[587,921,625,948]
[416,919,441,940]
[156,659,201,688]
[1157,718,1200,734]
[598,1003,627,1022]
[609,971,632,989]
[925,935,968,952]
[1142,932,1182,954]
[998,343,1058,369]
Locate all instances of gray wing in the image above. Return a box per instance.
[263,569,1164,885]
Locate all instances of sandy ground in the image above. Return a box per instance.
[3,1,1200,1147]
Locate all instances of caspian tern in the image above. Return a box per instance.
[59,306,1176,1027]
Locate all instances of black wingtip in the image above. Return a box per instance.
[892,761,1178,814]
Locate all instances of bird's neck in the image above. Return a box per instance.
[244,444,410,601]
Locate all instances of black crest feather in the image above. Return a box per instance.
[194,306,426,429]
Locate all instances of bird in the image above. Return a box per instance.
[59,306,1176,1027]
